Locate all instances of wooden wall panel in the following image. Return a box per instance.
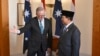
[0,0,2,55]
[0,0,10,56]
[92,0,100,56]
[52,37,59,51]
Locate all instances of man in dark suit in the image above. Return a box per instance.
[10,7,52,56]
[58,10,81,56]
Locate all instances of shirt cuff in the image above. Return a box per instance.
[17,30,20,34]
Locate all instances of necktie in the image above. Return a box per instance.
[39,20,44,34]
[63,26,67,32]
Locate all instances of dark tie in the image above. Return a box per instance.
[39,20,44,34]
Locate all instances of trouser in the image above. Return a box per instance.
[27,44,46,56]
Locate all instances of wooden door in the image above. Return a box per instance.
[92,0,100,56]
[0,0,10,56]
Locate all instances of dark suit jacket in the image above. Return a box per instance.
[58,23,80,56]
[19,17,52,52]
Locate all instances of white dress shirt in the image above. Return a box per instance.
[38,18,45,29]
[65,21,73,28]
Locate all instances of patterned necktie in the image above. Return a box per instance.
[39,20,44,34]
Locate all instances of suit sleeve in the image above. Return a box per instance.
[47,20,52,49]
[18,20,32,35]
[71,29,81,56]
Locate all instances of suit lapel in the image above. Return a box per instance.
[62,23,74,34]
[43,18,47,34]
[67,23,74,30]
[35,18,41,33]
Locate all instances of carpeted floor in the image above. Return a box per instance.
[10,51,57,56]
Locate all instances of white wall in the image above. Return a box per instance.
[75,0,93,56]
[9,0,18,55]
[9,0,93,56]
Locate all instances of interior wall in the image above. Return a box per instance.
[9,0,18,55]
[75,0,93,56]
[9,0,93,56]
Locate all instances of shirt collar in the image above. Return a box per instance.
[65,21,73,28]
[38,18,44,22]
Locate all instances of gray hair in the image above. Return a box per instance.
[36,7,44,13]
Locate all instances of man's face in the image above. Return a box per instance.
[61,16,70,25]
[36,10,45,20]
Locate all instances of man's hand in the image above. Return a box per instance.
[56,49,58,55]
[47,48,51,56]
[47,48,51,53]
[10,26,18,33]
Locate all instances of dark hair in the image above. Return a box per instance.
[63,15,73,21]
[69,17,73,21]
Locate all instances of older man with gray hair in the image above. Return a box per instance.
[10,6,52,56]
